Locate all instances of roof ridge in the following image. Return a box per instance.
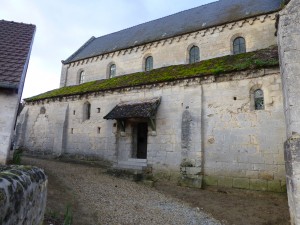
[0,19,35,27]
[93,1,220,42]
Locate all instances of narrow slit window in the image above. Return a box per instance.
[83,102,91,121]
[79,71,85,84]
[254,89,264,110]
[97,108,101,113]
[109,64,116,78]
[97,127,101,134]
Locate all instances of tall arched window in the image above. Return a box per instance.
[189,46,200,64]
[83,101,91,121]
[233,37,246,55]
[109,64,116,78]
[145,56,153,71]
[79,71,85,84]
[254,89,264,110]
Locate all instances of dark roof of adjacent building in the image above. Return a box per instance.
[104,97,161,120]
[63,0,283,64]
[0,20,36,89]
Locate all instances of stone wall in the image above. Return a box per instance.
[17,69,286,191]
[0,165,47,225]
[278,0,300,223]
[61,13,277,87]
[202,69,286,191]
[0,90,19,164]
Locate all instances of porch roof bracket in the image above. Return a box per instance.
[117,119,126,132]
[148,117,156,131]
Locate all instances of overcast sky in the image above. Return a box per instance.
[1,0,216,99]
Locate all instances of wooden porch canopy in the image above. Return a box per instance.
[103,97,161,131]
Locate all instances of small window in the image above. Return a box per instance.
[109,64,116,78]
[145,56,153,71]
[233,37,246,55]
[40,107,46,114]
[97,127,101,134]
[71,128,74,134]
[254,89,264,110]
[83,101,91,121]
[189,46,200,64]
[79,71,85,84]
[73,110,76,115]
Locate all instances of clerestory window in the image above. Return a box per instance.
[79,70,85,84]
[189,46,200,64]
[109,64,116,78]
[145,56,153,71]
[233,37,246,55]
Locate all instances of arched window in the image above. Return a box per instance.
[254,89,264,110]
[109,64,116,78]
[83,102,91,121]
[189,46,200,64]
[145,56,153,71]
[233,37,246,55]
[79,71,85,84]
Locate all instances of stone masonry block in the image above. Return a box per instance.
[252,164,266,171]
[233,178,250,189]
[218,177,233,188]
[268,180,283,192]
[204,176,218,186]
[250,179,268,191]
[185,167,201,175]
[245,170,259,179]
[258,171,274,181]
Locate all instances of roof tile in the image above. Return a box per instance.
[0,20,35,89]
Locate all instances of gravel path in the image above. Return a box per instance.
[23,157,221,225]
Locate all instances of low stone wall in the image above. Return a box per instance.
[0,165,47,225]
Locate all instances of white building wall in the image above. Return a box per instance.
[202,70,286,191]
[0,91,19,164]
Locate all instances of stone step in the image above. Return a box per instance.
[114,164,144,171]
[114,159,148,170]
[118,160,147,166]
[128,158,147,163]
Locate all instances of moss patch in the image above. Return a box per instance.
[25,46,279,102]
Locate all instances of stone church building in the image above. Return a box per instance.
[16,0,287,191]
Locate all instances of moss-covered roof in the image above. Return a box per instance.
[26,46,279,102]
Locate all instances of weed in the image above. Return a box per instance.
[63,204,72,225]
[12,149,23,165]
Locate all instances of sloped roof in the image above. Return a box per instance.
[26,46,279,102]
[104,97,161,120]
[63,0,282,64]
[0,20,36,89]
